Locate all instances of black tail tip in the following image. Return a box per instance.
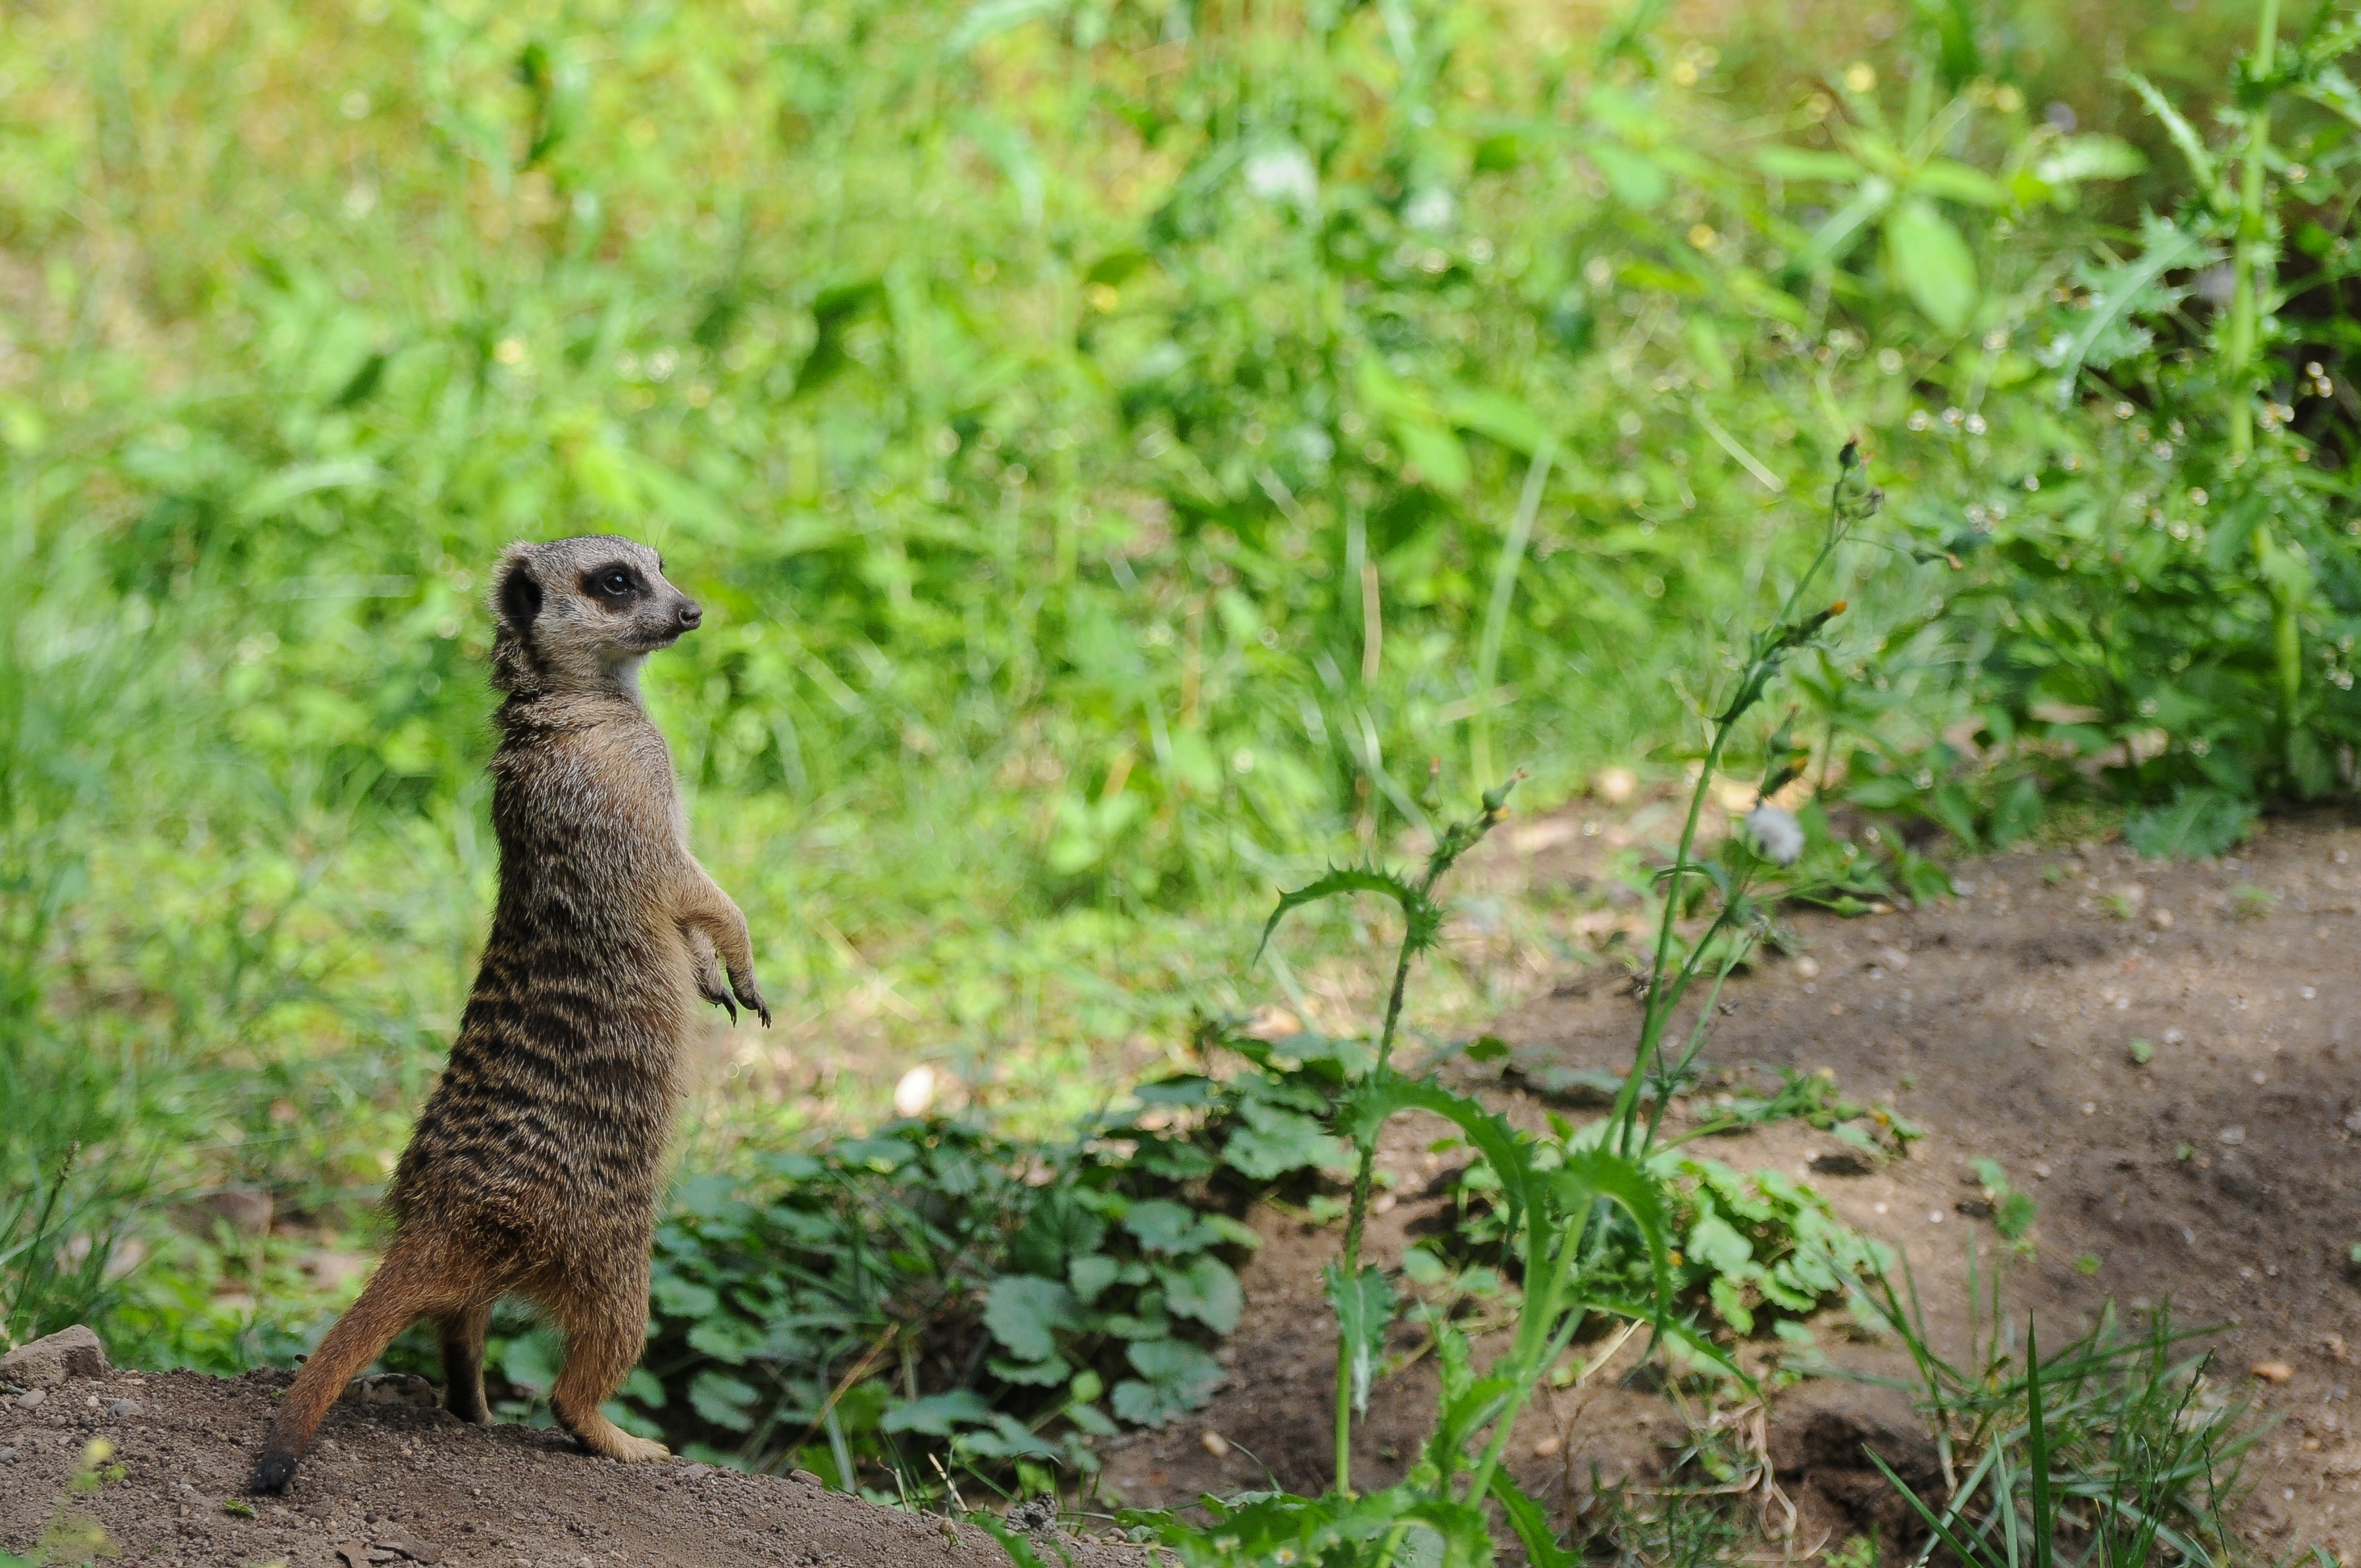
[249,1452,298,1494]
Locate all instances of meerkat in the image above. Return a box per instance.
[250,535,769,1494]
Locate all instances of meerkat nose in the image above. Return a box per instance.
[676,601,703,630]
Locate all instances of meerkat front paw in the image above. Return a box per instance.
[686,929,738,1021]
[728,969,772,1028]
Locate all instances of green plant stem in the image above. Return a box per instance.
[2221,0,2302,755]
[2225,0,2280,460]
[1615,719,1733,1157]
[1333,869,1435,1496]
[1612,481,1851,1157]
[1472,442,1556,790]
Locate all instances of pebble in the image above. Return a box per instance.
[2219,1126,2247,1146]
[788,1469,825,1488]
[1531,1434,1563,1457]
[105,1398,143,1418]
[0,1448,15,1463]
[2252,1361,2295,1385]
[16,1388,44,1409]
[1200,1430,1231,1458]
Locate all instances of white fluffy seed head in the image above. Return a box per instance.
[1746,803,1805,866]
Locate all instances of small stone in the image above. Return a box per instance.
[16,1388,46,1409]
[0,1447,16,1463]
[2251,1361,2295,1385]
[1531,1434,1563,1458]
[678,1461,713,1481]
[0,1325,109,1389]
[105,1398,143,1418]
[1793,955,1820,980]
[1874,945,1912,971]
[1005,1496,1059,1534]
[2219,1126,2247,1146]
[342,1374,438,1409]
[788,1469,825,1488]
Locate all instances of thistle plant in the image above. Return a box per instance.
[1608,443,1882,1161]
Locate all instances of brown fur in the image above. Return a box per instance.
[251,536,767,1493]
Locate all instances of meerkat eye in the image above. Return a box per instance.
[597,569,634,597]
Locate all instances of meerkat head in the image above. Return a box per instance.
[487,535,703,698]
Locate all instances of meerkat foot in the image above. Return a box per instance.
[571,1411,670,1463]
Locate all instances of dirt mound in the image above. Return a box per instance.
[1102,812,2361,1561]
[0,1352,1131,1568]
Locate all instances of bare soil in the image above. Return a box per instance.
[1102,809,2361,1562]
[0,1365,1136,1568]
[12,810,2361,1566]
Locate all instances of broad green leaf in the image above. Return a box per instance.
[2033,136,2146,184]
[1163,1253,1244,1333]
[1123,1197,1224,1253]
[956,1412,1063,1459]
[1882,197,1978,333]
[235,458,384,520]
[499,1328,562,1397]
[1910,159,2008,207]
[1323,1261,1396,1415]
[988,1352,1075,1386]
[1222,1100,1350,1180]
[1012,1189,1106,1276]
[1393,418,1471,493]
[883,1389,994,1434]
[1587,141,1667,207]
[1068,1253,1121,1305]
[1444,388,1550,454]
[1111,1338,1224,1425]
[649,1275,720,1319]
[685,1369,760,1431]
[1756,145,1864,182]
[2125,788,2256,860]
[983,1275,1081,1361]
[1685,1213,1754,1275]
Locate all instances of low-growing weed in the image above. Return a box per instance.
[990,445,1898,1566]
[1858,1255,2254,1568]
[0,1438,124,1568]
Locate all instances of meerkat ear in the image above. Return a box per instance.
[495,553,544,635]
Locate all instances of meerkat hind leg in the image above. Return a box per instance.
[439,1300,495,1425]
[546,1277,669,1463]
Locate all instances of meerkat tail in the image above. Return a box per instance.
[249,1240,462,1493]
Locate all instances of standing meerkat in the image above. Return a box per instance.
[251,535,768,1494]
